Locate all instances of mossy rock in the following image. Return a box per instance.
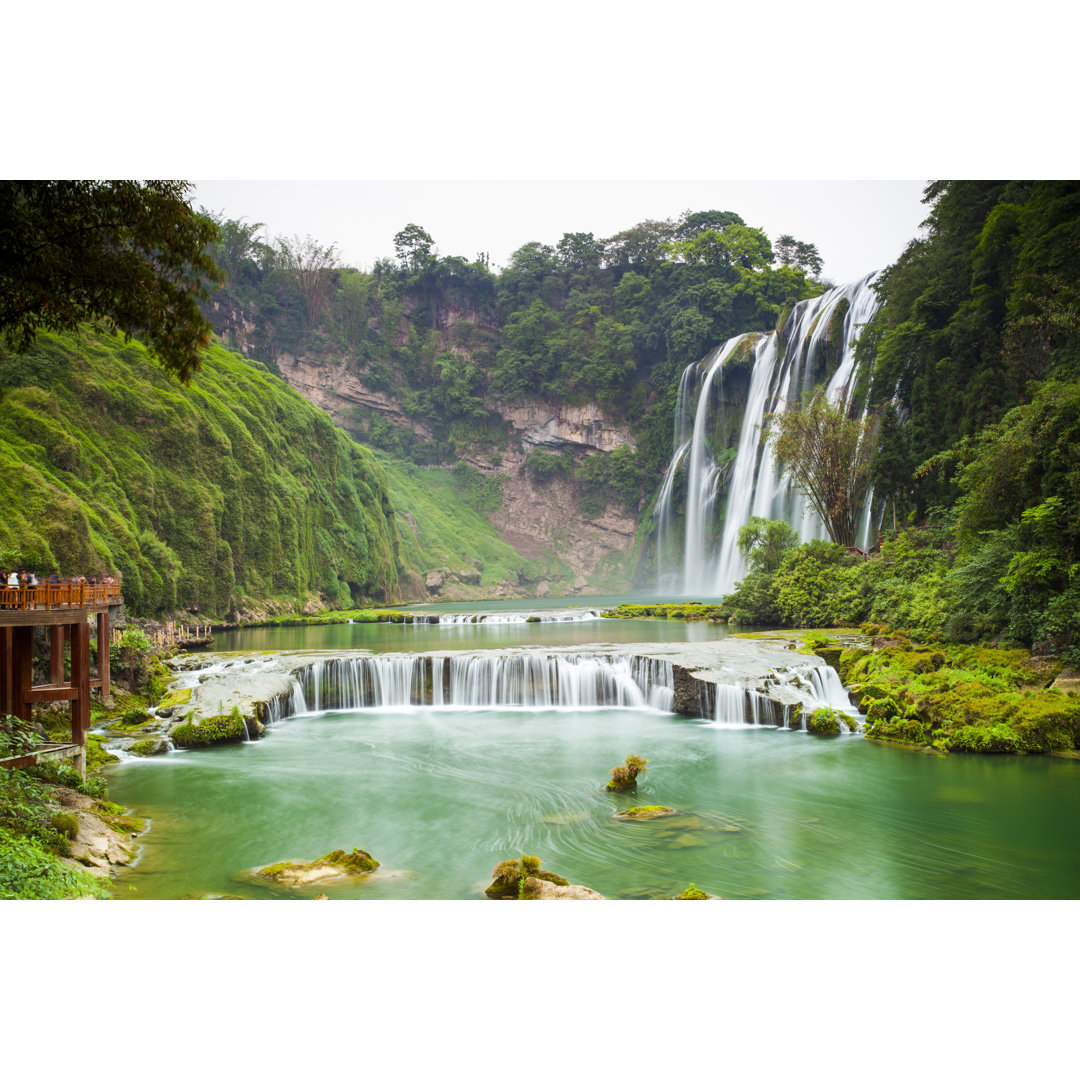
[807,707,842,735]
[485,856,569,898]
[614,805,676,820]
[605,779,638,792]
[157,687,192,711]
[674,885,711,900]
[170,709,247,748]
[129,738,168,757]
[813,646,844,668]
[257,846,379,885]
[525,615,541,623]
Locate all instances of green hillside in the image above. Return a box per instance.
[0,329,401,618]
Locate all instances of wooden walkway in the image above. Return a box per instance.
[1,583,123,776]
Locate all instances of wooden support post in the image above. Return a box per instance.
[69,620,90,777]
[96,611,110,699]
[0,626,12,717]
[12,625,34,726]
[50,624,65,685]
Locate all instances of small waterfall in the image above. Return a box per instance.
[415,609,604,625]
[653,273,883,595]
[287,653,677,713]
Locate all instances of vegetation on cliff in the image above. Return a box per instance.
[201,208,826,507]
[0,328,400,618]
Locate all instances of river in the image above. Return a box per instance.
[103,603,1080,900]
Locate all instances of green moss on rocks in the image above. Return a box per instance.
[484,855,570,899]
[170,707,247,748]
[674,884,711,900]
[614,805,676,819]
[806,707,842,735]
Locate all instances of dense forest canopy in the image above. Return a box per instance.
[200,205,827,506]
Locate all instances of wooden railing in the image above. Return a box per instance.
[112,622,212,648]
[0,581,123,611]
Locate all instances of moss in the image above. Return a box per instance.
[603,602,730,622]
[95,808,145,835]
[49,812,79,841]
[317,847,379,873]
[128,739,162,757]
[614,805,675,819]
[85,734,119,770]
[674,884,710,900]
[170,707,246,748]
[484,854,568,898]
[157,686,192,710]
[806,707,842,735]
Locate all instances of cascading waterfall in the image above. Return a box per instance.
[288,653,675,712]
[652,272,883,596]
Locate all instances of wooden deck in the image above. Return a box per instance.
[0,581,121,622]
[0,742,82,771]
[0,584,123,776]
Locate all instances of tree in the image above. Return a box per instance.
[775,234,824,276]
[737,517,800,574]
[276,234,339,327]
[766,388,878,548]
[393,224,435,273]
[0,180,222,382]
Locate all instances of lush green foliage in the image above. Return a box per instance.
[203,209,824,488]
[0,181,221,381]
[766,390,878,548]
[0,328,400,617]
[0,713,43,759]
[813,637,1080,754]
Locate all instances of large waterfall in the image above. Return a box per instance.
[291,652,675,712]
[653,273,883,596]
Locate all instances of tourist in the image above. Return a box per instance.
[7,569,19,588]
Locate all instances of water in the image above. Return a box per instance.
[104,601,1080,900]
[210,599,735,654]
[105,703,1080,900]
[653,274,883,595]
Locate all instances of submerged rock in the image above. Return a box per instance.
[614,805,675,820]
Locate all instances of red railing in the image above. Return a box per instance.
[0,581,123,611]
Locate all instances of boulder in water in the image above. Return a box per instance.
[484,855,602,899]
[256,847,379,887]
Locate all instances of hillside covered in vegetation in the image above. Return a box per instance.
[0,329,403,618]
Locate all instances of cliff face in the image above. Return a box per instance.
[280,357,639,595]
[205,294,642,598]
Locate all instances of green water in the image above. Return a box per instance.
[106,702,1080,901]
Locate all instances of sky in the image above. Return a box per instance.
[192,179,929,285]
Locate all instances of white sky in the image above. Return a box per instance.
[192,179,930,286]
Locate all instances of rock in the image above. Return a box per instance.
[522,878,605,900]
[425,570,446,592]
[572,575,588,592]
[535,582,550,597]
[674,885,712,900]
[256,847,379,887]
[1052,669,1080,694]
[129,738,169,756]
[614,806,676,820]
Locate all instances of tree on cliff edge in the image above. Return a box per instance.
[0,180,221,382]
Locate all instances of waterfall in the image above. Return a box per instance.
[653,272,883,596]
[411,609,604,625]
[286,653,677,713]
